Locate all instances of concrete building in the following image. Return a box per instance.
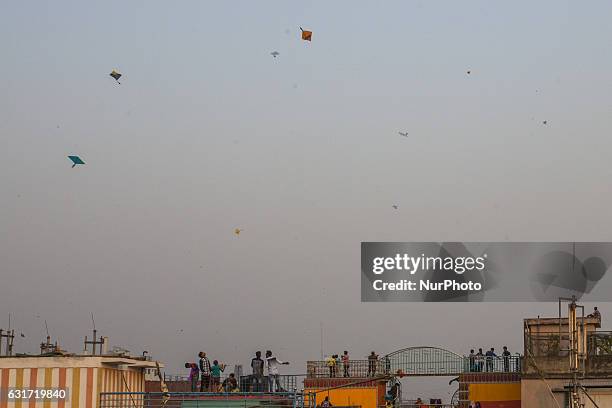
[459,373,521,408]
[0,354,160,408]
[303,377,386,408]
[522,315,612,407]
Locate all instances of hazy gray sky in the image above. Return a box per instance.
[2,0,612,401]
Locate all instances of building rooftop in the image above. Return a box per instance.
[0,354,162,369]
[524,316,601,329]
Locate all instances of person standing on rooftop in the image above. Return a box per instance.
[251,351,265,392]
[326,355,336,377]
[485,348,496,372]
[266,350,289,392]
[468,349,476,372]
[475,349,484,372]
[367,351,378,377]
[198,352,211,392]
[210,360,225,392]
[185,362,199,392]
[502,346,511,372]
[341,351,350,377]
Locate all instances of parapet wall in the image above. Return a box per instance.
[523,355,612,378]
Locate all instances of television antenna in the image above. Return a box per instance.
[84,313,105,355]
[0,313,15,356]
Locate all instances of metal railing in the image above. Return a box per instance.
[307,360,388,378]
[307,355,521,378]
[525,333,570,357]
[587,331,612,355]
[400,402,455,408]
[99,391,315,408]
[525,332,612,358]
[386,348,464,377]
[463,355,521,373]
[239,375,303,393]
[153,375,304,393]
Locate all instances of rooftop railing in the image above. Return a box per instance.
[155,374,304,393]
[463,355,521,373]
[100,391,315,408]
[306,355,521,378]
[307,360,387,379]
[400,403,455,408]
[524,331,612,358]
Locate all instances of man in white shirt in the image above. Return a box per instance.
[265,350,289,392]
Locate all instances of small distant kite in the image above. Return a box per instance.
[392,205,399,210]
[542,120,548,125]
[466,70,471,75]
[68,156,85,168]
[398,132,409,137]
[234,228,243,236]
[20,333,25,338]
[109,69,122,84]
[300,27,312,41]
[271,51,280,58]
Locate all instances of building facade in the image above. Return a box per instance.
[0,356,160,408]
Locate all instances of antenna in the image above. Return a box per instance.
[572,242,576,275]
[40,319,59,355]
[0,328,15,356]
[320,322,323,360]
[84,313,104,355]
[559,296,587,408]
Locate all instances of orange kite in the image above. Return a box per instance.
[300,27,312,41]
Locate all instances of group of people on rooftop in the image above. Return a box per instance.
[324,351,388,378]
[185,352,236,392]
[250,350,290,392]
[185,350,289,393]
[468,346,513,372]
[324,351,351,377]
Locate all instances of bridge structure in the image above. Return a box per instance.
[384,346,467,377]
[306,346,521,407]
[307,346,520,378]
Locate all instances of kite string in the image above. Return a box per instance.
[572,242,575,275]
[525,348,562,408]
[120,372,138,408]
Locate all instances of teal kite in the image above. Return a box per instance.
[68,156,85,168]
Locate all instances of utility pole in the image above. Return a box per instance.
[40,320,59,354]
[0,329,15,356]
[0,313,16,356]
[559,296,587,408]
[320,322,323,360]
[83,314,105,355]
